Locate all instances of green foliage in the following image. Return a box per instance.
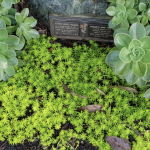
[0,35,150,149]
[106,1,150,98]
[106,1,137,29]
[0,1,39,81]
[107,0,150,29]
[15,8,39,41]
[106,22,150,88]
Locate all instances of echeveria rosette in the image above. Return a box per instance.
[135,0,150,25]
[106,3,138,30]
[15,8,40,41]
[0,28,24,81]
[106,22,150,89]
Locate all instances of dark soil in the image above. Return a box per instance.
[0,139,99,150]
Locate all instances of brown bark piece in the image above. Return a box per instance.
[105,136,132,150]
[78,104,103,113]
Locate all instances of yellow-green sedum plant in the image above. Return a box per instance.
[0,35,150,149]
[0,0,39,81]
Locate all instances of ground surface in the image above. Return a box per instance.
[0,139,99,150]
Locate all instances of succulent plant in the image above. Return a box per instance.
[0,28,24,81]
[106,22,150,88]
[15,8,40,41]
[106,1,138,29]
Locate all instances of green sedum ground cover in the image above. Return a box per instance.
[0,35,150,150]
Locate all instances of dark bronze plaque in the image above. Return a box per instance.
[50,16,113,42]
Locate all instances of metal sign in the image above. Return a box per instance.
[50,16,113,42]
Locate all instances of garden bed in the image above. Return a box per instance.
[0,35,150,150]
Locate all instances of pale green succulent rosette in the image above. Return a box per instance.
[134,0,150,25]
[106,0,137,29]
[15,8,40,41]
[0,28,24,81]
[106,22,150,90]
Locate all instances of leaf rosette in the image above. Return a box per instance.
[15,8,40,41]
[133,0,150,25]
[0,28,24,81]
[106,0,138,29]
[106,22,150,87]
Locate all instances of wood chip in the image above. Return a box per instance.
[105,136,132,150]
[78,104,103,113]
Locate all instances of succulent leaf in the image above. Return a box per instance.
[114,33,132,49]
[144,88,150,98]
[132,61,147,77]
[129,22,146,39]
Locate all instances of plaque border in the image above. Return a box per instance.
[50,16,113,42]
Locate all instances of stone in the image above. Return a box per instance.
[28,0,109,27]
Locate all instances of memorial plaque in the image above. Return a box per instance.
[50,16,113,42]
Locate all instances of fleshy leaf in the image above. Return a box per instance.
[105,50,120,67]
[7,57,18,66]
[0,54,8,69]
[116,0,125,5]
[15,13,23,24]
[4,49,16,59]
[106,6,116,16]
[1,0,12,8]
[132,61,147,77]
[119,47,131,63]
[116,4,126,13]
[0,42,8,53]
[24,17,37,27]
[27,29,40,39]
[21,8,29,21]
[129,39,142,50]
[125,0,134,9]
[127,9,137,19]
[4,35,19,47]
[130,47,145,62]
[125,70,138,85]
[112,16,122,25]
[141,50,150,64]
[145,25,150,35]
[143,64,150,81]
[129,22,146,39]
[0,19,6,28]
[5,66,15,76]
[140,36,150,49]
[0,28,8,42]
[114,33,132,49]
[119,19,129,29]
[113,28,129,37]
[136,78,147,87]
[141,16,148,25]
[115,60,132,75]
[139,2,147,11]
[144,88,150,98]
